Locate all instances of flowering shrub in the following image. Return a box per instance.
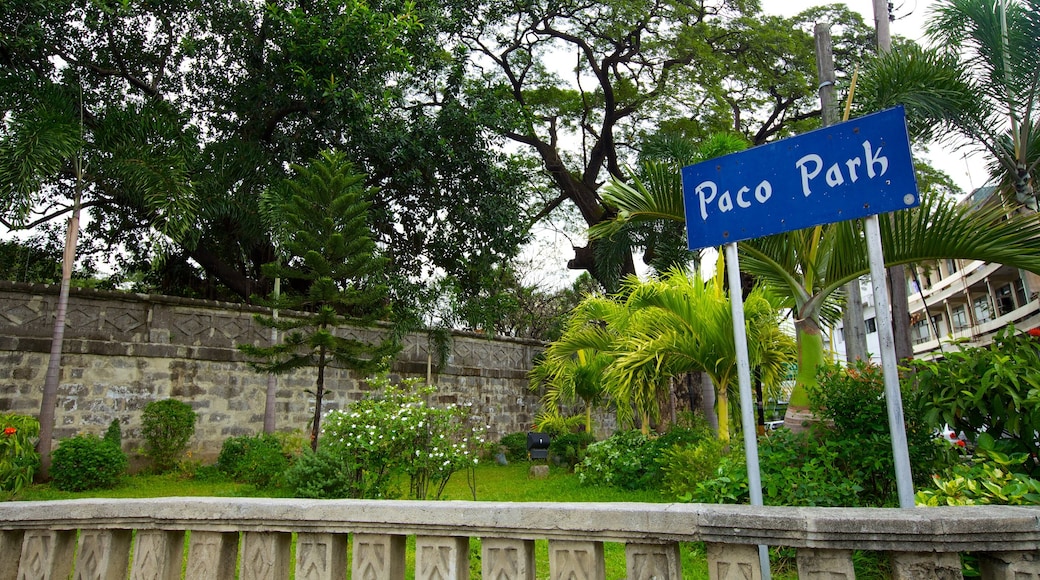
[286,376,490,499]
[51,434,128,492]
[0,413,40,494]
[916,434,1040,506]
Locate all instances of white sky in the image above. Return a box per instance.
[760,0,990,194]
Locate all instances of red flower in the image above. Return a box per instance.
[3,427,16,436]
[956,440,967,448]
[1028,327,1040,338]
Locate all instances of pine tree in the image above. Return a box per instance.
[239,151,399,450]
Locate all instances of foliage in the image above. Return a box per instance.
[499,432,530,463]
[216,434,291,489]
[0,239,63,284]
[103,419,122,450]
[298,376,490,500]
[548,432,596,469]
[906,325,1040,476]
[239,152,400,450]
[579,425,717,491]
[141,399,197,473]
[281,447,358,499]
[916,436,1040,506]
[50,435,128,492]
[659,437,728,500]
[0,414,40,494]
[857,0,1040,209]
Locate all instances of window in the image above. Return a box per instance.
[946,259,959,276]
[931,314,946,337]
[996,284,1015,316]
[865,317,877,334]
[973,295,993,324]
[911,319,930,345]
[951,306,969,331]
[1015,279,1028,307]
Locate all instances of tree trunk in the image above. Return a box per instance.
[310,345,327,451]
[699,372,718,434]
[783,317,826,432]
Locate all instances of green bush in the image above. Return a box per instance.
[659,436,727,499]
[51,435,128,492]
[916,434,1040,506]
[906,325,1040,476]
[577,430,657,490]
[313,376,491,500]
[549,431,595,468]
[499,432,529,462]
[141,399,197,473]
[0,413,40,494]
[282,447,360,499]
[217,434,289,488]
[103,419,122,449]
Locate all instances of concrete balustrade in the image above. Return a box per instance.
[0,498,1038,579]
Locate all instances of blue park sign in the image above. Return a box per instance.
[681,106,919,251]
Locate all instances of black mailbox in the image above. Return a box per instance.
[526,432,550,461]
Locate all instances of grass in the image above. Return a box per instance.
[9,462,810,579]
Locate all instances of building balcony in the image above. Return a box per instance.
[1,497,1039,579]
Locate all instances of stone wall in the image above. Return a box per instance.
[0,282,547,462]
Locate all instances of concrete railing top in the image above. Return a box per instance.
[2,498,1038,552]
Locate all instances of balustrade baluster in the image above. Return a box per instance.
[17,530,76,580]
[0,530,25,580]
[705,543,762,580]
[72,529,132,580]
[352,533,406,580]
[548,539,605,580]
[625,542,681,580]
[481,538,535,580]
[294,533,348,580]
[890,551,964,579]
[979,551,1040,579]
[416,536,469,580]
[240,531,292,580]
[129,530,185,580]
[795,548,856,578]
[184,531,237,579]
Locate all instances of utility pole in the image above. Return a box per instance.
[873,0,914,362]
[815,23,867,362]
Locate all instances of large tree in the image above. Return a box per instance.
[1,0,530,306]
[460,1,875,289]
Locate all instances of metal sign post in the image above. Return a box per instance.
[723,241,771,578]
[864,216,916,508]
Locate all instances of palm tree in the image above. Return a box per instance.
[857,0,1040,209]
[532,268,795,440]
[595,172,1040,423]
[529,348,611,434]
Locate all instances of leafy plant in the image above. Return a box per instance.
[499,432,529,463]
[907,325,1040,476]
[916,434,1040,506]
[0,413,40,494]
[50,435,128,492]
[282,447,357,499]
[103,419,122,450]
[549,431,595,469]
[313,376,490,499]
[216,434,290,488]
[659,437,728,500]
[577,431,657,490]
[141,399,197,473]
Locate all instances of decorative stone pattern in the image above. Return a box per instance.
[705,543,761,580]
[979,551,1040,579]
[295,533,348,580]
[353,534,406,580]
[891,551,964,580]
[482,538,535,580]
[548,540,605,580]
[625,543,681,580]
[17,530,76,580]
[129,530,184,580]
[241,532,292,580]
[184,531,237,579]
[416,536,470,580]
[73,530,131,580]
[795,548,855,579]
[0,282,557,462]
